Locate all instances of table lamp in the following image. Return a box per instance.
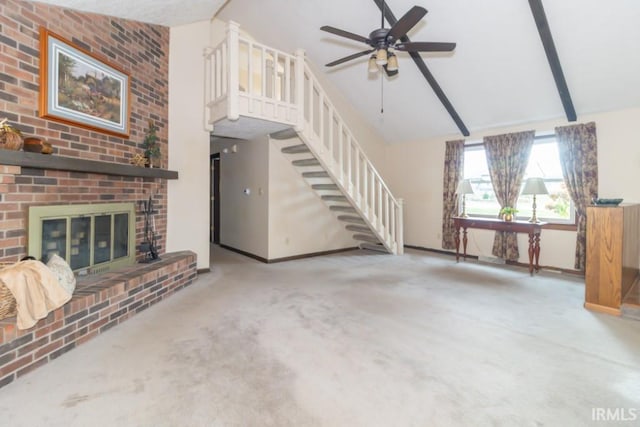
[455,179,474,218]
[521,177,548,223]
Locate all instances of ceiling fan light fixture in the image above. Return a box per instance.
[375,48,388,65]
[386,53,398,72]
[368,55,379,73]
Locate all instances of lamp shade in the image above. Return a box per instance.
[375,48,388,65]
[386,53,398,71]
[455,179,474,195]
[368,55,378,73]
[521,178,549,195]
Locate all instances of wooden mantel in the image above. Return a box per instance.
[0,150,178,179]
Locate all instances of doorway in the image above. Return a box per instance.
[210,153,220,244]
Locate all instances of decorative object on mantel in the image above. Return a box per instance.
[142,120,161,168]
[0,118,23,150]
[139,195,160,263]
[23,137,53,154]
[455,179,474,218]
[521,177,549,223]
[500,206,518,222]
[130,152,147,167]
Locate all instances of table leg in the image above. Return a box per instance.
[527,232,534,276]
[454,226,461,262]
[462,228,468,261]
[534,232,541,272]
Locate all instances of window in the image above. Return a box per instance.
[463,137,575,224]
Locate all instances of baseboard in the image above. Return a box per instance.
[219,244,268,263]
[197,268,211,275]
[584,302,621,316]
[219,244,358,264]
[404,245,477,259]
[404,245,583,276]
[266,247,358,263]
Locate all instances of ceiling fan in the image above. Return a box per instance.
[320,3,456,75]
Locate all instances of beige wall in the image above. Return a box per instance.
[167,20,212,270]
[383,107,640,271]
[214,137,270,259]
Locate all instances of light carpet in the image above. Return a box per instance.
[0,246,638,426]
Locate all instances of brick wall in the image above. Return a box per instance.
[0,0,170,262]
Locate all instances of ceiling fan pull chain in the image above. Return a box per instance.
[380,75,384,114]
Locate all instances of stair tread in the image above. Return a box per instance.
[321,195,348,201]
[281,144,310,154]
[292,158,320,166]
[270,128,298,140]
[311,184,339,190]
[345,224,373,233]
[337,215,366,224]
[353,233,379,243]
[359,243,389,253]
[330,206,356,212]
[302,171,330,178]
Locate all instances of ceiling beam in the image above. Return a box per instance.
[528,0,577,122]
[372,0,469,137]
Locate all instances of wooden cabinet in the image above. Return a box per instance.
[585,204,640,315]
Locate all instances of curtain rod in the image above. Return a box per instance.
[465,133,556,148]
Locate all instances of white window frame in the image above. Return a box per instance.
[462,136,576,225]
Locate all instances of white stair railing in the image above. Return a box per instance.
[204,22,403,254]
[295,55,403,254]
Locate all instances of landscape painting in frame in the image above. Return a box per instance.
[39,28,130,137]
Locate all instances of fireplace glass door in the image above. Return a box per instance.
[29,203,136,274]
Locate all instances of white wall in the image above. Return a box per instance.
[268,137,355,259]
[215,137,270,259]
[384,107,640,271]
[167,20,212,270]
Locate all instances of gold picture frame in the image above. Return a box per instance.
[39,27,130,138]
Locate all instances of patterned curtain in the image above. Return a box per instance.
[441,139,465,249]
[484,130,535,260]
[555,122,598,271]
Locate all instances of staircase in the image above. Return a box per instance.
[276,136,388,252]
[204,21,403,254]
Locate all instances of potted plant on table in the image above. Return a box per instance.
[141,120,161,168]
[500,206,518,222]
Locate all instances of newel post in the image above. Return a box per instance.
[397,198,404,255]
[203,47,214,132]
[227,21,240,121]
[294,48,306,133]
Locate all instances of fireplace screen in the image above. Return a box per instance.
[30,203,136,274]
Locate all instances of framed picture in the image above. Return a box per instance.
[39,28,130,138]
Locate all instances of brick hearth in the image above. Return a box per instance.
[0,251,197,389]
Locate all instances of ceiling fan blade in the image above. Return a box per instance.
[326,49,375,67]
[387,6,427,40]
[320,26,370,44]
[396,42,456,52]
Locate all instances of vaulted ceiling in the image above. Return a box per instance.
[34,0,640,144]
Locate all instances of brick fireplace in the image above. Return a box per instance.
[0,1,198,388]
[0,0,169,262]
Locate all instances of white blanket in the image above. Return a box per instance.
[0,260,71,330]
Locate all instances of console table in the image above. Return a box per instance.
[452,217,546,275]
